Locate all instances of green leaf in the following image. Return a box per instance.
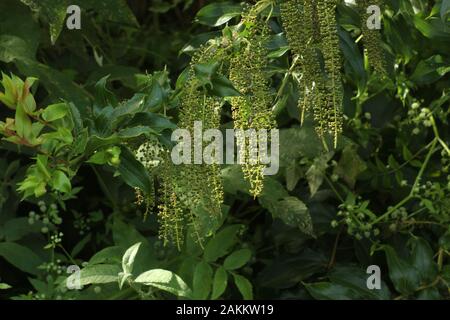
[41,127,73,150]
[258,249,327,289]
[110,94,146,127]
[417,287,441,300]
[193,261,213,299]
[89,246,123,265]
[233,274,253,300]
[224,249,252,271]
[211,266,228,299]
[221,165,251,195]
[117,147,152,195]
[20,0,137,44]
[256,177,314,236]
[267,46,290,58]
[67,264,121,286]
[87,146,121,166]
[410,55,450,85]
[42,103,68,122]
[87,65,140,90]
[329,266,391,300]
[1,217,43,242]
[112,218,148,249]
[193,61,241,96]
[16,59,91,110]
[304,282,360,300]
[413,15,450,41]
[128,113,177,133]
[410,238,438,284]
[93,75,118,108]
[383,246,420,295]
[272,196,314,237]
[334,145,367,189]
[87,150,112,165]
[134,269,192,298]
[70,129,88,157]
[28,278,48,294]
[204,225,242,262]
[117,126,157,139]
[306,152,334,197]
[194,61,219,88]
[266,33,288,51]
[0,283,11,290]
[338,29,366,90]
[0,0,40,57]
[71,233,92,258]
[439,232,450,250]
[259,177,290,203]
[145,79,165,110]
[89,134,127,156]
[441,265,450,283]
[180,32,220,55]
[122,242,141,275]
[0,242,43,275]
[74,0,138,26]
[441,0,450,21]
[195,2,242,27]
[279,126,323,163]
[118,271,132,290]
[50,170,71,193]
[15,103,33,139]
[209,74,241,97]
[0,35,34,62]
[20,0,68,44]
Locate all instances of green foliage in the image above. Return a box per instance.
[0,0,450,301]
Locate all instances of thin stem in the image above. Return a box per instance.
[327,225,343,270]
[324,175,344,203]
[57,244,78,266]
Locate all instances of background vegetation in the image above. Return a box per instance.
[0,0,449,300]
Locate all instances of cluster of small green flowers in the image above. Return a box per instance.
[387,206,408,232]
[347,111,373,131]
[441,150,450,176]
[157,173,185,250]
[316,0,344,146]
[38,259,64,275]
[280,0,343,147]
[48,232,64,247]
[332,199,380,240]
[413,181,450,220]
[357,0,387,75]
[153,41,228,248]
[30,292,48,300]
[28,201,62,233]
[73,212,92,236]
[134,136,165,213]
[27,288,65,300]
[27,211,40,225]
[229,8,276,197]
[406,102,433,134]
